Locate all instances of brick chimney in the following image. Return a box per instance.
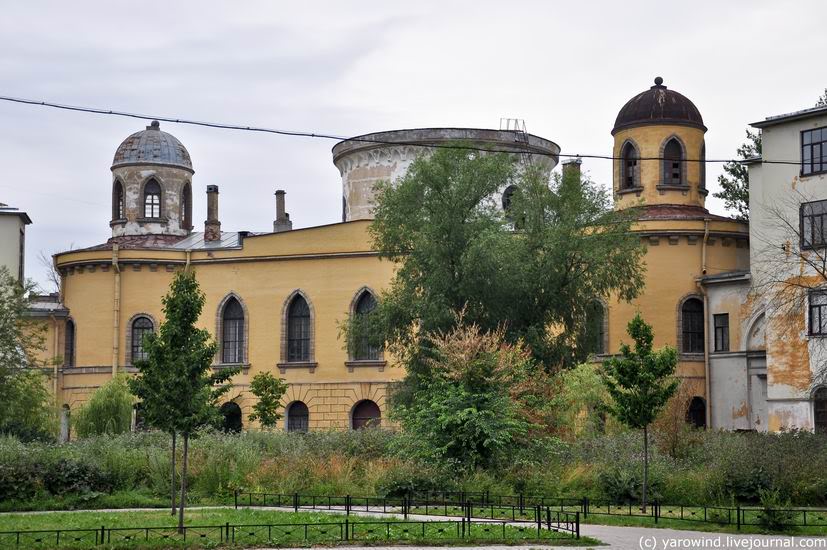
[562,158,582,179]
[204,185,221,242]
[273,190,293,233]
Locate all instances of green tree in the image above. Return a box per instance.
[128,270,238,531]
[602,314,678,512]
[248,372,289,429]
[713,129,761,222]
[72,374,133,437]
[352,147,644,404]
[0,267,54,441]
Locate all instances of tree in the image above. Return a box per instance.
[0,267,54,441]
[713,129,761,222]
[248,372,288,429]
[352,147,644,404]
[72,374,133,437]
[602,314,678,512]
[817,89,827,107]
[128,270,238,531]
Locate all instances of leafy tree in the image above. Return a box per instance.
[248,372,288,429]
[602,314,678,512]
[392,322,541,471]
[0,267,54,441]
[128,270,238,531]
[72,374,133,437]
[352,147,644,405]
[817,89,827,107]
[713,129,761,222]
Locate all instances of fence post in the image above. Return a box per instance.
[536,505,541,537]
[403,497,408,520]
[519,493,524,514]
[225,522,230,542]
[654,499,658,524]
[234,490,238,509]
[546,506,551,529]
[582,497,588,518]
[736,504,741,530]
[101,525,105,545]
[576,511,580,540]
[293,492,299,512]
[345,518,349,541]
[346,495,351,516]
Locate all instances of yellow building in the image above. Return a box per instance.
[34,78,749,434]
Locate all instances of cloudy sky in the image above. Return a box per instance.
[1,0,825,288]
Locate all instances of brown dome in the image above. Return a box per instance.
[612,77,705,135]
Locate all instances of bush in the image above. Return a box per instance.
[73,375,133,438]
[756,488,795,531]
[43,458,112,496]
[0,462,41,501]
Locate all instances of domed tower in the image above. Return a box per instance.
[110,121,194,237]
[612,77,707,211]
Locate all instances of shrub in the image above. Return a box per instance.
[0,462,41,501]
[43,458,112,496]
[756,488,795,531]
[72,375,133,438]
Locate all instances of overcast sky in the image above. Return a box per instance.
[2,0,825,289]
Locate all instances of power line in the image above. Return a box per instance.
[0,94,800,166]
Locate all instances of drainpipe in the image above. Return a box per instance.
[112,245,121,377]
[51,314,59,407]
[698,219,712,427]
[185,249,192,272]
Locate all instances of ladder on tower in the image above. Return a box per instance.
[499,118,532,165]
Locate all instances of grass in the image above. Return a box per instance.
[0,508,598,548]
[580,511,827,536]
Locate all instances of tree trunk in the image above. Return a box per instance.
[170,431,177,516]
[177,432,189,533]
[641,424,649,513]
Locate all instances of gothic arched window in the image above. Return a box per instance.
[681,297,705,354]
[113,180,125,220]
[353,291,380,361]
[181,182,192,230]
[621,142,640,189]
[64,319,75,367]
[144,179,161,218]
[287,295,311,362]
[221,297,245,364]
[663,138,684,185]
[131,316,154,363]
[286,401,309,433]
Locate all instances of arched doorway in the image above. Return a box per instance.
[286,401,309,433]
[351,400,381,430]
[220,402,243,433]
[686,396,706,428]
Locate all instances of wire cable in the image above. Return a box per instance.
[0,94,797,166]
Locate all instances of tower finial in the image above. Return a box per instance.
[654,76,664,86]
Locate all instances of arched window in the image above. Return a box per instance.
[112,180,125,220]
[287,295,311,362]
[64,319,75,367]
[686,396,706,428]
[815,388,827,435]
[221,297,245,364]
[220,402,242,433]
[584,300,606,355]
[681,298,705,354]
[143,179,161,218]
[620,142,639,189]
[353,291,380,361]
[181,182,192,230]
[699,142,706,190]
[502,185,518,211]
[662,138,684,185]
[286,401,309,433]
[352,400,381,430]
[131,316,154,363]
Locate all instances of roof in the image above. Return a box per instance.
[112,120,193,173]
[699,270,751,285]
[67,232,247,253]
[634,204,739,223]
[0,204,32,224]
[26,294,69,318]
[751,105,827,129]
[613,77,706,135]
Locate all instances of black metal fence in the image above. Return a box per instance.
[0,517,575,548]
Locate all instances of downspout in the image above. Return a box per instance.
[698,219,712,427]
[112,244,121,377]
[51,314,58,407]
[185,249,192,272]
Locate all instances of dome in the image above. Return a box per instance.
[112,121,193,172]
[612,77,705,135]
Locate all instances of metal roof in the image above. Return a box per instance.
[112,120,193,172]
[751,105,827,129]
[613,77,706,135]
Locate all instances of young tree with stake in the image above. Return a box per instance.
[602,314,678,512]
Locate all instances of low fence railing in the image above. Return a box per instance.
[0,517,575,548]
[235,490,827,531]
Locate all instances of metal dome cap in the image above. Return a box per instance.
[112,120,193,172]
[612,77,706,135]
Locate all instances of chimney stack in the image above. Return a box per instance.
[204,185,221,242]
[562,158,582,180]
[273,190,293,233]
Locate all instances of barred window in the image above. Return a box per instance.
[144,179,161,218]
[131,316,154,363]
[621,142,639,189]
[287,295,311,362]
[222,297,244,363]
[287,401,309,433]
[809,291,827,336]
[802,127,826,176]
[681,298,704,353]
[713,313,729,352]
[353,291,380,361]
[662,139,684,185]
[801,199,827,249]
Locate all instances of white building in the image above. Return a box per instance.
[0,202,31,281]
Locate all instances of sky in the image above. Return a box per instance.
[1,0,825,289]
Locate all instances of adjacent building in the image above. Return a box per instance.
[0,202,31,281]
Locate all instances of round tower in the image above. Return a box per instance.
[110,121,194,237]
[612,77,707,211]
